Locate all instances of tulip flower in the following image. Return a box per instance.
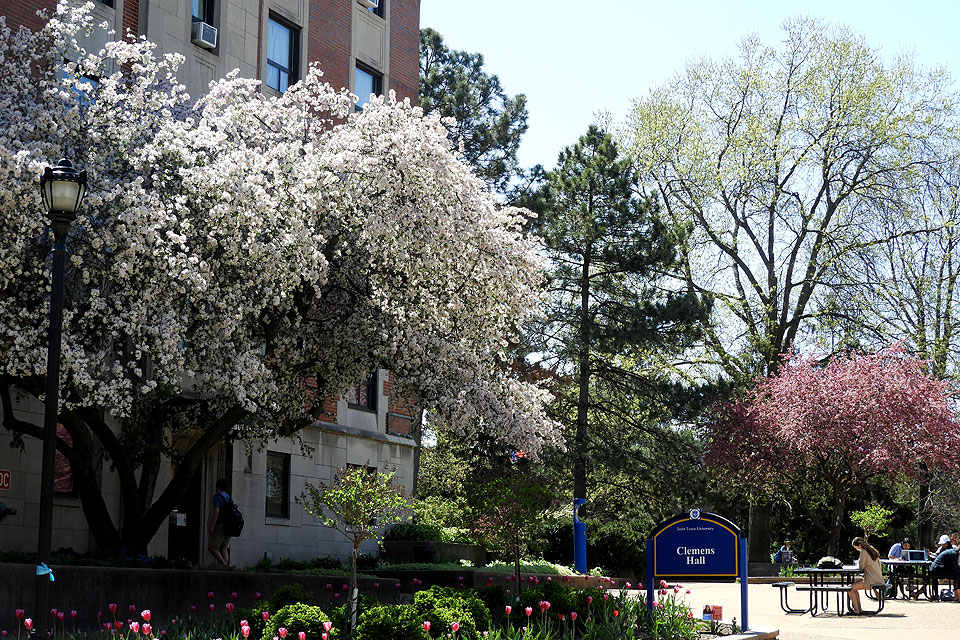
[321,634,328,640]
[141,611,151,622]
[130,605,137,614]
[570,612,577,621]
[451,622,460,633]
[395,583,401,590]
[114,621,124,630]
[209,604,215,612]
[189,606,197,614]
[524,607,532,617]
[625,582,632,589]
[225,603,235,614]
[323,622,332,632]
[23,620,33,632]
[50,609,58,618]
[261,612,270,621]
[71,610,78,620]
[254,593,263,601]
[298,632,305,640]
[504,606,512,615]
[373,583,380,590]
[3,630,9,638]
[130,622,140,633]
[587,596,593,605]
[278,627,287,638]
[341,584,348,591]
[333,594,340,601]
[15,610,24,621]
[143,624,152,635]
[326,584,332,590]
[613,610,619,617]
[207,592,215,600]
[423,621,431,632]
[57,612,65,622]
[230,592,239,601]
[241,626,250,639]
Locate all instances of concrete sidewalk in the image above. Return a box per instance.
[665,581,960,640]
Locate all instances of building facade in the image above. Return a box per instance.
[0,0,421,567]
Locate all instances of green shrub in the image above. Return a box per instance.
[263,603,333,640]
[413,586,488,639]
[384,522,445,542]
[308,556,343,570]
[330,593,379,630]
[355,605,429,640]
[471,585,508,624]
[235,607,269,639]
[267,584,315,613]
[518,581,576,620]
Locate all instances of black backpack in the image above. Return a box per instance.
[220,496,244,537]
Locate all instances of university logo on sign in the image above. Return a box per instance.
[651,511,740,577]
[0,469,10,491]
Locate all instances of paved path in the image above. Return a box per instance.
[643,581,960,640]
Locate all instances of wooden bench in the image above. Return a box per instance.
[771,581,807,613]
[796,583,885,616]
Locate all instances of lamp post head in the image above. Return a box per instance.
[40,159,87,231]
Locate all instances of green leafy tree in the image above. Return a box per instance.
[301,465,409,634]
[526,125,710,512]
[627,16,957,559]
[850,505,895,542]
[419,27,535,198]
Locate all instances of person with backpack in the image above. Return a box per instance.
[209,478,235,566]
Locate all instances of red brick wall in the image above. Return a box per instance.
[388,0,419,102]
[384,371,417,435]
[122,0,139,39]
[306,0,351,95]
[0,0,56,32]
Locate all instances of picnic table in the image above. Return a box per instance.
[881,559,932,600]
[773,566,886,616]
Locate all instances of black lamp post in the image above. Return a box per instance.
[36,159,86,632]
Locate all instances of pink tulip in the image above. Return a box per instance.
[373,583,380,590]
[141,611,151,622]
[423,621,431,632]
[143,624,152,635]
[451,622,460,633]
[625,582,632,589]
[50,609,58,618]
[254,592,263,601]
[395,583,401,590]
[130,605,137,615]
[278,628,287,639]
[546,577,552,581]
[321,634,328,640]
[98,611,103,621]
[189,606,197,614]
[323,622,332,632]
[570,612,577,621]
[207,592,215,601]
[587,596,593,605]
[341,584,348,591]
[130,622,140,633]
[241,626,250,639]
[504,606,512,615]
[23,620,33,632]
[209,604,215,612]
[240,620,248,627]
[333,594,340,601]
[673,586,680,594]
[261,612,270,621]
[3,630,9,637]
[326,584,332,590]
[524,607,532,617]
[538,601,550,613]
[57,612,65,622]
[298,632,306,640]
[230,592,239,601]
[108,603,118,615]
[71,610,78,620]
[225,603,235,614]
[15,610,24,620]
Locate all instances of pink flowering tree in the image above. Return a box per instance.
[0,4,559,553]
[704,346,960,554]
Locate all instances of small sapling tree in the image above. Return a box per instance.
[301,464,409,633]
[850,505,895,542]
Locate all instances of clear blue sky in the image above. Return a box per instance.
[419,1,960,171]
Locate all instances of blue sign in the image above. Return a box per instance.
[652,512,740,577]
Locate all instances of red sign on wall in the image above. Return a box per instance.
[0,469,10,491]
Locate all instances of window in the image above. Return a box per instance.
[346,372,377,411]
[192,0,214,23]
[267,16,299,93]
[265,451,290,518]
[354,65,382,110]
[97,0,115,7]
[367,0,385,18]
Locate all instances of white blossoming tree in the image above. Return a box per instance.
[0,3,558,553]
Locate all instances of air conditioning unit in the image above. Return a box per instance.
[191,20,217,49]
[357,0,378,9]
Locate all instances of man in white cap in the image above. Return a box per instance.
[928,535,960,601]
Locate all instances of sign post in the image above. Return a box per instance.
[645,510,748,632]
[573,498,587,574]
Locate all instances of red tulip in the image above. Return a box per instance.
[207,592,214,600]
[141,611,151,622]
[230,592,239,601]
[254,592,263,601]
[451,622,460,633]
[261,612,269,622]
[538,601,550,613]
[71,610,78,620]
[524,607,532,617]
[15,610,24,620]
[23,619,33,631]
[130,622,140,633]
[50,609,58,618]
[394,583,401,590]
[114,621,124,630]
[321,635,327,640]
[129,605,137,614]
[325,584,332,590]
[57,612,65,622]
[504,606,512,615]
[241,626,250,639]
[372,583,379,590]
[225,603,235,614]
[298,632,305,640]
[570,612,577,621]
[341,584,348,591]
[613,610,619,617]
[208,604,215,612]
[278,627,287,638]
[322,622,332,632]
[587,596,593,605]
[423,621,431,632]
[142,624,152,636]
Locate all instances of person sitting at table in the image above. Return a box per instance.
[849,537,883,615]
[774,539,795,564]
[888,537,913,559]
[928,535,960,601]
[951,531,959,549]
[931,534,952,558]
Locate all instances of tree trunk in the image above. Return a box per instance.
[513,535,522,595]
[747,494,771,563]
[828,486,848,556]
[348,543,359,634]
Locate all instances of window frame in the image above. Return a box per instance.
[354,64,383,110]
[266,13,300,93]
[368,0,385,18]
[191,0,215,23]
[346,371,378,412]
[265,451,291,519]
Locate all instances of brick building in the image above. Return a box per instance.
[0,0,422,566]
